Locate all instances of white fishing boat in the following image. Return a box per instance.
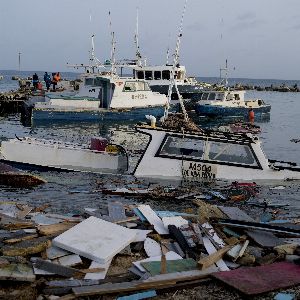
[32,74,169,122]
[132,64,210,100]
[133,123,300,182]
[0,137,128,174]
[194,61,271,118]
[194,88,271,117]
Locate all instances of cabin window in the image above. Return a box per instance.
[124,82,137,91]
[159,136,204,159]
[123,81,151,92]
[208,93,216,100]
[136,71,144,79]
[204,141,257,166]
[201,93,209,100]
[234,94,240,100]
[177,71,184,80]
[145,71,153,80]
[154,71,161,80]
[94,78,103,86]
[226,94,234,101]
[216,93,223,100]
[162,70,171,80]
[85,78,94,86]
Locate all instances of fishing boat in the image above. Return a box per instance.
[194,61,271,118]
[31,74,169,122]
[132,64,210,100]
[133,122,300,182]
[194,89,271,117]
[0,136,128,174]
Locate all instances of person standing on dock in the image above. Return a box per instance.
[32,73,39,90]
[52,72,61,91]
[44,72,51,91]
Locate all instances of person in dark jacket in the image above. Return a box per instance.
[44,72,51,91]
[32,73,39,90]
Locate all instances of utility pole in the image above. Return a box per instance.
[18,52,21,72]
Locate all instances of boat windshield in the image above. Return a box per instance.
[157,134,259,167]
[204,140,257,166]
[123,81,151,92]
[158,136,204,159]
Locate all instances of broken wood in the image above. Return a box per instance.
[38,222,76,236]
[198,245,232,270]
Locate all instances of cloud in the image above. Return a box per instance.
[231,12,265,31]
[186,21,206,32]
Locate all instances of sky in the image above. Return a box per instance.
[1,0,300,80]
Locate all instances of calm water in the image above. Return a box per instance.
[0,71,299,216]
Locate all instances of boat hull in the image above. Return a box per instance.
[32,106,167,123]
[195,104,271,117]
[1,139,128,174]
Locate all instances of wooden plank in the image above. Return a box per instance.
[138,205,168,235]
[2,237,51,256]
[0,263,35,282]
[203,237,229,271]
[198,245,232,270]
[246,229,282,248]
[34,258,81,277]
[38,222,76,236]
[72,267,218,296]
[217,206,255,222]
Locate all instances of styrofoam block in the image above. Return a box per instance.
[162,216,188,229]
[53,216,137,264]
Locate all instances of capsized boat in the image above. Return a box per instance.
[133,119,300,182]
[32,73,170,123]
[0,137,128,174]
[0,162,46,188]
[194,89,271,117]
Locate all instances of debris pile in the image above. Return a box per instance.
[1,193,300,299]
[161,113,203,132]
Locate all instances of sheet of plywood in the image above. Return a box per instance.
[53,216,137,264]
[212,262,300,295]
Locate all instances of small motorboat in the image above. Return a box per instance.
[0,136,128,174]
[194,89,271,118]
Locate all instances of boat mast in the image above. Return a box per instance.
[134,7,142,66]
[89,35,102,72]
[109,11,116,75]
[165,0,188,121]
[220,59,229,88]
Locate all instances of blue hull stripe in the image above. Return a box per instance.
[195,105,271,116]
[32,106,166,122]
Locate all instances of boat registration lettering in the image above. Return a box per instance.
[131,94,147,100]
[182,161,217,181]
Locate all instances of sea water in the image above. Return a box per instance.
[0,71,299,217]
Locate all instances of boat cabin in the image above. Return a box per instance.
[134,126,300,181]
[196,90,246,102]
[133,65,187,84]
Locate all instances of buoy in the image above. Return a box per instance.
[248,108,255,123]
